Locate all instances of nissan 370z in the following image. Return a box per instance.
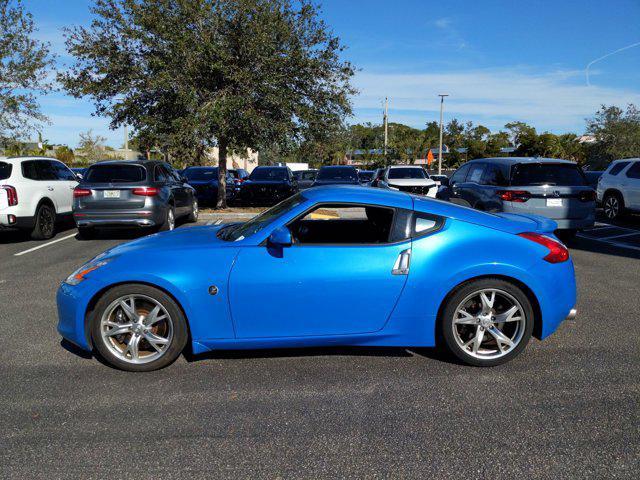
[57,186,577,372]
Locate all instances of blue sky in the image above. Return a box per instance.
[25,0,640,147]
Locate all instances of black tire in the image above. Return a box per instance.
[77,227,96,240]
[602,191,624,220]
[187,198,198,223]
[90,284,188,372]
[158,205,176,231]
[440,278,534,367]
[30,203,56,240]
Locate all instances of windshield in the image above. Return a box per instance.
[218,194,305,241]
[358,171,374,181]
[317,167,358,181]
[249,168,287,181]
[510,163,587,186]
[0,162,12,180]
[84,164,146,183]
[388,168,427,179]
[184,168,218,181]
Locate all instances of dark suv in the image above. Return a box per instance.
[444,157,595,236]
[73,160,198,237]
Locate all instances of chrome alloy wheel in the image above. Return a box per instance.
[168,208,175,230]
[192,199,199,221]
[451,288,526,360]
[604,195,619,219]
[99,294,173,364]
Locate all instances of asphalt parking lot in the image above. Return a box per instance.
[1,213,639,479]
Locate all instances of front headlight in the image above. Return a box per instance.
[65,258,112,286]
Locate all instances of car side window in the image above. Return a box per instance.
[482,164,507,186]
[287,204,397,245]
[413,213,444,237]
[625,162,640,179]
[50,161,76,181]
[22,160,57,181]
[609,162,630,176]
[450,164,470,184]
[154,165,168,182]
[466,164,485,184]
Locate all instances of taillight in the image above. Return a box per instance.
[498,190,531,203]
[73,187,92,198]
[518,232,569,263]
[132,187,159,196]
[579,190,596,202]
[1,185,18,206]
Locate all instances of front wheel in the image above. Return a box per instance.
[440,279,534,367]
[90,284,188,372]
[187,198,198,223]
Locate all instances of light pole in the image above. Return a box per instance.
[383,97,389,159]
[123,124,129,160]
[437,94,449,175]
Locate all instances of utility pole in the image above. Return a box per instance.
[437,94,449,175]
[383,97,389,160]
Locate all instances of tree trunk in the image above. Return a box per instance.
[216,137,228,209]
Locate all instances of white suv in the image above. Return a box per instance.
[0,156,78,239]
[597,158,640,220]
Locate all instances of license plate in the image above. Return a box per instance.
[546,198,563,207]
[103,190,120,199]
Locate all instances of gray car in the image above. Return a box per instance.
[72,160,198,238]
[446,157,595,238]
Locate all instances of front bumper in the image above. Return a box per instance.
[57,282,93,350]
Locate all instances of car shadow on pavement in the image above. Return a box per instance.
[568,236,640,260]
[0,217,77,245]
[60,339,93,359]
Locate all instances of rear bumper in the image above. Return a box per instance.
[503,204,595,230]
[73,208,165,228]
[0,213,36,230]
[552,215,595,230]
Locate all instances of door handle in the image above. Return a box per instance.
[392,248,411,275]
[47,186,54,191]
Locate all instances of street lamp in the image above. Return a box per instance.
[437,94,449,175]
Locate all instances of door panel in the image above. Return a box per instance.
[228,243,411,338]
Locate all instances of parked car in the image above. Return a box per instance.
[73,160,197,238]
[58,185,577,372]
[237,166,298,206]
[357,169,375,185]
[371,166,438,198]
[312,165,359,186]
[183,166,237,206]
[430,174,450,187]
[292,169,318,189]
[71,168,87,180]
[229,168,250,187]
[596,158,640,220]
[444,158,595,239]
[0,156,78,239]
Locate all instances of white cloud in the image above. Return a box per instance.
[351,67,640,132]
[434,18,451,29]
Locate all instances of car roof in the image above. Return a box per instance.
[610,157,640,163]
[388,165,423,169]
[254,165,287,169]
[184,165,218,169]
[2,156,60,163]
[466,157,576,166]
[301,185,413,209]
[318,165,356,169]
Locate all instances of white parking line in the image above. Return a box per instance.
[599,231,640,241]
[14,233,77,257]
[205,220,214,225]
[214,219,222,225]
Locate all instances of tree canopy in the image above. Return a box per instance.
[60,0,355,207]
[0,0,54,140]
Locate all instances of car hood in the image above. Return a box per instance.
[388,178,437,187]
[243,180,288,186]
[188,180,217,186]
[100,225,231,258]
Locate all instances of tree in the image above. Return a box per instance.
[77,129,107,162]
[0,0,54,140]
[586,104,640,166]
[60,0,355,208]
[55,145,75,164]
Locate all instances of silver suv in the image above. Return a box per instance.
[596,158,640,220]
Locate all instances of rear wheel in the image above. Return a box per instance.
[440,279,534,367]
[187,198,198,223]
[158,206,175,231]
[31,203,56,240]
[90,284,188,372]
[603,192,623,220]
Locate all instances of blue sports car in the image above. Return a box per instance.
[57,186,577,371]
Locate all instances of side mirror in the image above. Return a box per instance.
[75,174,83,181]
[180,176,188,183]
[268,226,292,247]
